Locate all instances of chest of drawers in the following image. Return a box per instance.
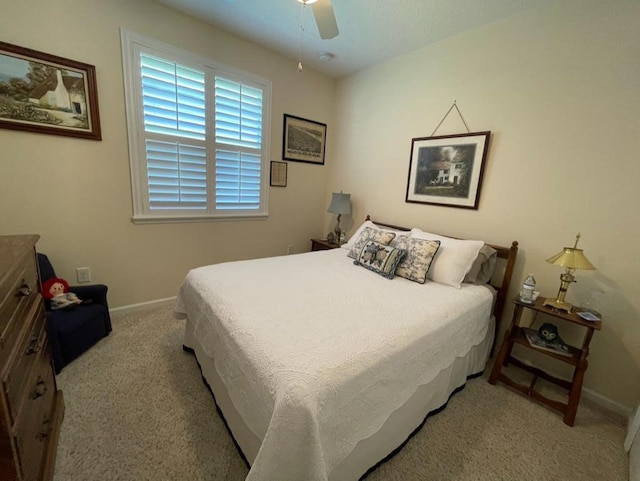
[0,235,64,481]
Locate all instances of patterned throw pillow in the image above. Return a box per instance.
[353,240,406,279]
[347,227,396,259]
[391,236,441,284]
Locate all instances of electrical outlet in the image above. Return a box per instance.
[287,244,294,255]
[76,267,91,283]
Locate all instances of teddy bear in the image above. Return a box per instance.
[42,277,83,310]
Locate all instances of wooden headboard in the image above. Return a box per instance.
[365,215,519,354]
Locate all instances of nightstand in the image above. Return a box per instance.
[310,238,340,251]
[488,296,602,426]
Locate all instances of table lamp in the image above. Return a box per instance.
[327,191,351,244]
[543,233,595,313]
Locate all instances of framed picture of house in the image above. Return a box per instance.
[0,41,101,140]
[282,114,326,165]
[405,131,491,209]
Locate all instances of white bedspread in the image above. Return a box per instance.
[175,248,493,481]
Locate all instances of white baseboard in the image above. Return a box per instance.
[582,387,632,418]
[110,296,176,317]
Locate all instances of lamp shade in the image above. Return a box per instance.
[546,247,595,270]
[327,192,351,215]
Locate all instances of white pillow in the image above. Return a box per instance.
[343,220,409,250]
[410,228,484,288]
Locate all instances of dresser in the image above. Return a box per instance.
[0,235,64,481]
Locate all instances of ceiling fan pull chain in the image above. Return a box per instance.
[430,100,471,136]
[298,2,307,72]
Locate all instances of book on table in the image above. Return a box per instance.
[522,327,572,356]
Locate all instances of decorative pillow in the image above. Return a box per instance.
[344,220,374,248]
[391,236,441,284]
[347,227,396,259]
[343,220,408,251]
[463,244,498,285]
[410,228,484,289]
[353,240,406,279]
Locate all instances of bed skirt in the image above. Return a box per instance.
[182,315,494,480]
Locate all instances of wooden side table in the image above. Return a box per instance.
[488,296,602,426]
[310,238,340,251]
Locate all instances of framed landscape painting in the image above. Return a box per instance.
[282,114,326,165]
[405,131,491,209]
[0,41,101,140]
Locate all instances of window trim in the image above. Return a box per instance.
[120,29,271,224]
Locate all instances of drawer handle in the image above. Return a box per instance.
[17,283,31,297]
[26,337,41,355]
[31,379,47,399]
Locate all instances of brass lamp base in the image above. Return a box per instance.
[544,269,576,313]
[543,297,573,313]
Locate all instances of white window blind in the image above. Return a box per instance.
[121,30,270,223]
[215,150,261,210]
[141,54,207,211]
[214,78,263,210]
[145,140,207,210]
[141,54,206,140]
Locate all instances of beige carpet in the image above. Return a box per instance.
[54,305,628,481]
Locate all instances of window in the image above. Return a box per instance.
[121,30,271,223]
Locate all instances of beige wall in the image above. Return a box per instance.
[2,1,638,409]
[0,0,335,306]
[331,1,640,408]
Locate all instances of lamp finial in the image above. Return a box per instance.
[573,233,581,249]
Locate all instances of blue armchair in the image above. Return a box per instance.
[37,253,112,373]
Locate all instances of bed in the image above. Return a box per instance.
[175,218,518,481]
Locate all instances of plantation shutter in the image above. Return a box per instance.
[123,31,270,222]
[140,53,207,210]
[214,77,263,210]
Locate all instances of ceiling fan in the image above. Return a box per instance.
[297,0,339,39]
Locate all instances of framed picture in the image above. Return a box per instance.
[270,161,287,187]
[0,41,101,140]
[405,131,491,209]
[282,114,326,165]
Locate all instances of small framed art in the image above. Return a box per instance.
[0,41,101,140]
[282,114,326,165]
[270,161,287,187]
[405,131,491,209]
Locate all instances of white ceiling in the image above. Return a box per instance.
[154,0,553,78]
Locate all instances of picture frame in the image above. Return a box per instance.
[270,161,287,187]
[282,114,326,165]
[405,131,491,209]
[0,41,101,140]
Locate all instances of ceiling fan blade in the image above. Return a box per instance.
[311,0,339,39]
